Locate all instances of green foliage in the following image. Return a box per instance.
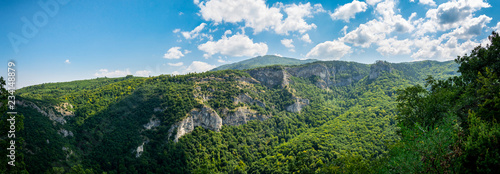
[388,32,500,173]
[12,55,465,173]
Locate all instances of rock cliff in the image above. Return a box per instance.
[369,60,392,80]
[169,105,223,142]
[246,67,289,88]
[286,97,310,113]
[222,107,269,126]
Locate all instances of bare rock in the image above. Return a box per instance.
[222,107,269,126]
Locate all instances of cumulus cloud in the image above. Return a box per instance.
[198,34,268,58]
[134,70,151,77]
[492,22,500,32]
[163,47,184,59]
[300,34,312,43]
[306,40,352,60]
[330,0,368,22]
[339,0,414,48]
[168,62,184,66]
[366,0,382,6]
[411,36,480,61]
[173,28,180,33]
[185,61,217,73]
[65,59,70,64]
[281,39,294,48]
[411,0,436,6]
[440,15,492,40]
[181,23,207,39]
[94,69,131,77]
[415,0,491,35]
[197,0,322,34]
[376,37,413,56]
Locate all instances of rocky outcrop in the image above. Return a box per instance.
[369,60,392,80]
[246,67,289,88]
[287,63,332,89]
[136,142,145,158]
[143,116,161,130]
[286,97,310,113]
[16,100,68,124]
[169,105,271,142]
[222,107,269,126]
[168,105,223,142]
[58,129,74,137]
[54,103,74,116]
[233,93,265,108]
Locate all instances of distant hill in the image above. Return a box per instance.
[211,55,318,71]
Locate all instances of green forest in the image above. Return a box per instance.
[0,33,498,173]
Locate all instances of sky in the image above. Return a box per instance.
[1,0,500,88]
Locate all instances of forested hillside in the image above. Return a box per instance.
[1,43,483,174]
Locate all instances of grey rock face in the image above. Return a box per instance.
[287,63,332,89]
[222,107,269,126]
[246,67,289,88]
[58,129,74,137]
[16,100,68,124]
[233,93,265,108]
[143,116,161,130]
[169,105,223,142]
[369,61,392,80]
[286,97,310,113]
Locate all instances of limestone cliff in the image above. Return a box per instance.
[246,66,289,88]
[285,97,310,113]
[168,105,223,142]
[222,107,269,126]
[369,60,392,80]
[233,93,265,108]
[16,100,70,125]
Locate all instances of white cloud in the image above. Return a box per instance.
[440,15,491,40]
[492,22,500,32]
[415,0,491,35]
[417,0,436,6]
[184,49,192,54]
[341,26,348,35]
[300,34,312,43]
[198,34,268,58]
[181,23,207,39]
[281,39,294,48]
[173,28,180,33]
[185,61,217,73]
[134,70,151,77]
[341,20,388,48]
[179,12,184,15]
[340,0,414,48]
[172,71,180,75]
[163,47,185,59]
[94,69,131,77]
[366,0,382,6]
[168,62,184,66]
[330,0,368,22]
[376,37,413,56]
[217,59,226,63]
[411,36,480,61]
[65,59,70,64]
[197,0,322,34]
[223,30,232,37]
[275,3,318,34]
[306,40,352,60]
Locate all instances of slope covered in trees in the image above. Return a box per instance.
[0,51,472,173]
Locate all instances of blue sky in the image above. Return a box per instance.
[1,0,500,88]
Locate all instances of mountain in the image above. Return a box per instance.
[3,59,459,173]
[211,55,318,71]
